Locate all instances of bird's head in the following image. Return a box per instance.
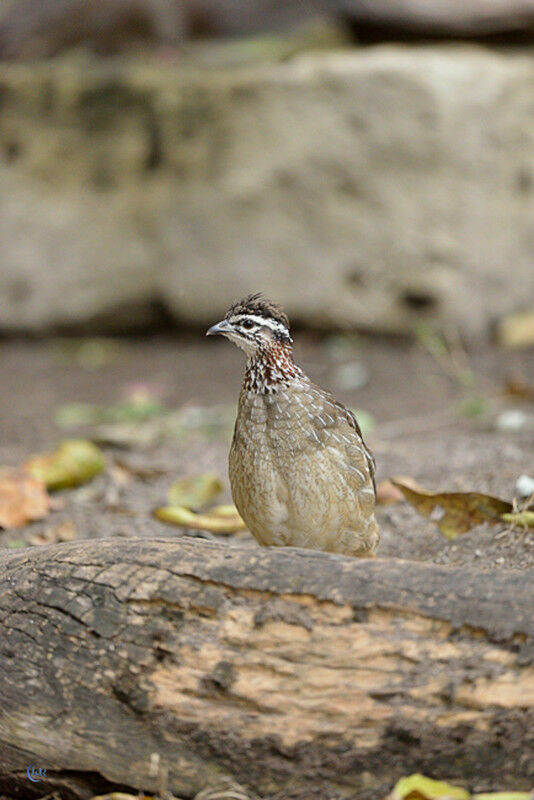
[206,293,292,358]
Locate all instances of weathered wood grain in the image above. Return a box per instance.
[0,538,533,799]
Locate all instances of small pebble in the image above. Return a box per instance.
[496,409,528,432]
[516,474,534,498]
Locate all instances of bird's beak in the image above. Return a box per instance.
[206,318,233,336]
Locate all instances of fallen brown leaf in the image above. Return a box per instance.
[376,479,404,505]
[503,372,534,401]
[28,519,77,546]
[391,478,513,540]
[0,469,50,529]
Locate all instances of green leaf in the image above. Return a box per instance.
[459,395,489,418]
[56,399,164,428]
[26,440,105,490]
[414,322,448,360]
[167,473,223,511]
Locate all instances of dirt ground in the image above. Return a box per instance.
[0,333,533,569]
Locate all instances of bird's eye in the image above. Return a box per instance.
[241,319,255,330]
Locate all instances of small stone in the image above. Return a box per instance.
[516,474,534,498]
[430,504,446,522]
[496,409,528,432]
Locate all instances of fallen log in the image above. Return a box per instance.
[0,538,533,799]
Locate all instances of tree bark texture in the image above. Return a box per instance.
[0,538,533,799]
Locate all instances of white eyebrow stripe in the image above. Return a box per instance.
[231,314,279,329]
[230,314,289,334]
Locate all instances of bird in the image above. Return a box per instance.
[207,293,379,557]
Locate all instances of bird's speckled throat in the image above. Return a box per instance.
[243,342,304,394]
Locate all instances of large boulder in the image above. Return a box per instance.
[0,47,533,336]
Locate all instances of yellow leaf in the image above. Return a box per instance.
[473,794,534,800]
[210,504,243,518]
[391,478,512,540]
[155,505,246,534]
[26,440,105,490]
[392,774,470,800]
[496,311,534,349]
[90,794,154,800]
[167,473,223,510]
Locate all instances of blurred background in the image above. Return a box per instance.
[0,0,533,568]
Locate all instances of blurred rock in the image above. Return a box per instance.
[516,474,534,498]
[1,48,534,337]
[496,409,529,432]
[4,0,534,62]
[342,0,534,41]
[0,0,334,60]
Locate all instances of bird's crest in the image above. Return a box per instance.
[225,293,290,331]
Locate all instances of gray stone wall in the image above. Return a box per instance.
[1,47,533,335]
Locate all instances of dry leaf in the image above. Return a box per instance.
[28,519,77,546]
[503,373,534,401]
[391,478,513,540]
[108,463,133,487]
[90,794,153,800]
[0,469,50,528]
[167,473,223,510]
[155,504,246,534]
[26,439,105,490]
[376,479,404,505]
[391,773,470,800]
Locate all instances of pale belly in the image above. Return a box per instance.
[229,404,378,556]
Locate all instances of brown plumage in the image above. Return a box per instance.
[207,295,379,557]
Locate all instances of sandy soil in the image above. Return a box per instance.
[0,333,533,569]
